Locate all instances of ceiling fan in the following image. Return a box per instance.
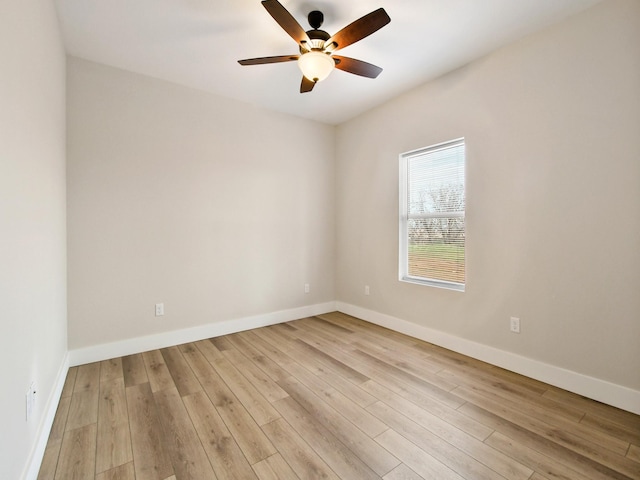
[238,0,391,93]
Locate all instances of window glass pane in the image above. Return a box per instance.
[408,217,465,284]
[408,145,465,215]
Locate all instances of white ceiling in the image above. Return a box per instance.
[54,0,602,125]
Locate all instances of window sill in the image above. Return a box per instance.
[400,276,465,292]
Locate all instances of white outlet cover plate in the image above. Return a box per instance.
[510,317,520,333]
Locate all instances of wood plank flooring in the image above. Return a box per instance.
[38,312,640,479]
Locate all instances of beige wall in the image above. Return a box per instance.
[0,0,67,478]
[335,0,640,390]
[67,57,336,349]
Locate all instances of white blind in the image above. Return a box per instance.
[401,139,465,288]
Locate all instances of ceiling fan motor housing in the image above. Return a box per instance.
[299,11,331,52]
[301,30,331,52]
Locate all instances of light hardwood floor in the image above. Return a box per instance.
[38,312,640,479]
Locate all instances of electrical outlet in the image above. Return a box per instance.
[365,285,370,295]
[25,382,36,421]
[304,283,310,294]
[155,303,164,316]
[510,317,521,334]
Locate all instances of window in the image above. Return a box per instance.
[399,138,465,291]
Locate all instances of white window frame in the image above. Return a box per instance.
[399,138,466,292]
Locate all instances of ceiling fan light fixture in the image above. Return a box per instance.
[238,1,390,93]
[297,50,335,83]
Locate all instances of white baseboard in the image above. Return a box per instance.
[21,352,69,480]
[69,302,337,366]
[336,302,640,415]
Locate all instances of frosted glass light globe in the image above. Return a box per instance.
[298,51,335,82]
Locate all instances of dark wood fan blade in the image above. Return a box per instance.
[333,55,382,78]
[326,8,390,52]
[300,76,316,93]
[261,0,310,46]
[238,55,299,65]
